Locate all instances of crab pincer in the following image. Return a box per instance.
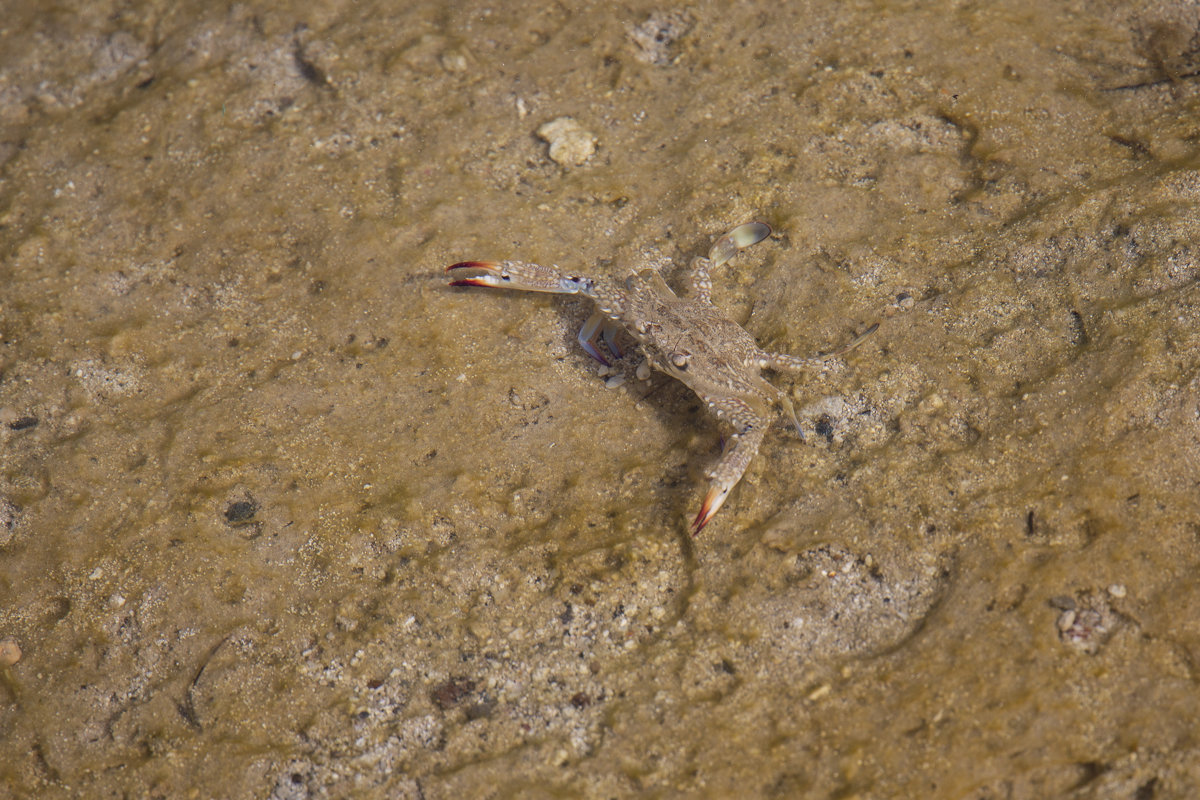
[447,261,506,288]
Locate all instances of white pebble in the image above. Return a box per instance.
[636,361,651,380]
[537,117,597,167]
[605,374,626,390]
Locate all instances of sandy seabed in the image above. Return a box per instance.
[3,1,1200,797]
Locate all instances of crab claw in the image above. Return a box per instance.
[708,221,772,267]
[447,260,597,296]
[692,484,731,535]
[447,261,504,287]
[689,421,766,535]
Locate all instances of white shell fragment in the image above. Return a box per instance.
[537,117,597,167]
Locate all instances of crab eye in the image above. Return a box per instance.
[671,352,690,369]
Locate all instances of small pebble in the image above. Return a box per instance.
[537,117,597,167]
[636,361,651,381]
[605,374,626,390]
[439,51,468,73]
[1108,584,1127,598]
[0,637,20,666]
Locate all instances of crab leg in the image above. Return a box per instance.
[692,410,768,534]
[448,259,629,363]
[760,322,880,373]
[578,312,624,365]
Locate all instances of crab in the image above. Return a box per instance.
[447,223,875,534]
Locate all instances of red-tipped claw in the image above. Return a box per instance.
[691,485,729,535]
[447,261,501,287]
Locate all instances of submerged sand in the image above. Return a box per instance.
[3,1,1200,797]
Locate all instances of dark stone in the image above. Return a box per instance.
[431,677,475,710]
[224,500,258,524]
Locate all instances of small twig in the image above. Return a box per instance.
[1102,68,1200,92]
[177,635,230,731]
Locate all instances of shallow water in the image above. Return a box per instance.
[3,0,1200,797]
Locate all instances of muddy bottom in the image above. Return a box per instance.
[3,0,1200,797]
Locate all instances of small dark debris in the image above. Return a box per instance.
[1024,509,1036,537]
[559,603,574,625]
[309,280,327,295]
[716,658,736,675]
[1075,760,1106,786]
[570,692,591,709]
[8,416,38,431]
[1048,595,1077,611]
[815,416,835,442]
[1135,778,1158,800]
[464,698,497,720]
[431,677,475,710]
[1069,310,1089,347]
[135,75,155,89]
[1108,134,1151,157]
[224,500,258,525]
[293,47,328,87]
[44,596,71,624]
[367,678,384,689]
